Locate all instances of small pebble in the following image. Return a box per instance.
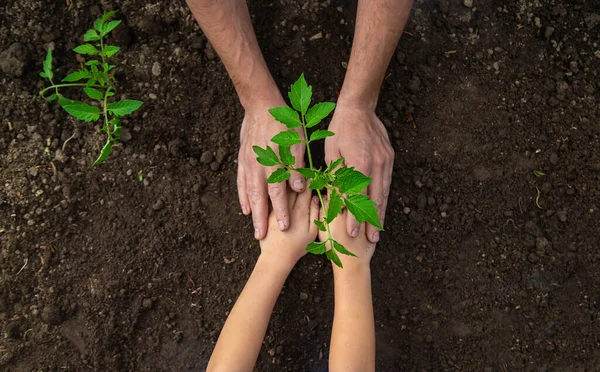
[148,93,158,100]
[210,161,220,171]
[402,207,411,214]
[152,199,164,211]
[463,0,473,8]
[200,151,213,164]
[142,298,153,309]
[151,61,161,76]
[299,292,309,300]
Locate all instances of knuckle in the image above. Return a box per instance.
[247,189,264,203]
[267,185,284,198]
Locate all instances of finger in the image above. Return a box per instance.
[237,164,250,215]
[287,184,297,209]
[267,168,290,231]
[247,175,269,240]
[308,196,320,235]
[288,141,306,192]
[294,187,312,212]
[366,167,385,243]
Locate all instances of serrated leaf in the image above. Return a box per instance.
[41,49,53,80]
[326,158,345,173]
[309,174,327,190]
[102,45,120,58]
[107,64,116,71]
[305,102,335,128]
[93,140,112,166]
[296,168,316,179]
[306,241,327,255]
[326,247,343,268]
[271,130,302,146]
[253,145,280,166]
[309,130,335,142]
[83,87,104,100]
[344,194,382,230]
[314,220,327,232]
[102,20,121,36]
[268,106,302,128]
[334,168,372,194]
[108,100,143,116]
[59,98,100,122]
[62,69,91,82]
[288,73,312,115]
[40,72,47,78]
[85,60,101,66]
[267,168,291,184]
[101,10,117,24]
[84,29,101,41]
[73,44,99,56]
[333,240,357,257]
[279,145,295,166]
[326,190,344,223]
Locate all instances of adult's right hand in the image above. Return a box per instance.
[237,98,307,240]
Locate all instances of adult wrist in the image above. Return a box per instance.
[237,73,283,111]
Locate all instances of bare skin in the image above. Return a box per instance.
[207,189,319,371]
[186,0,414,242]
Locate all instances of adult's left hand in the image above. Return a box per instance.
[324,103,394,243]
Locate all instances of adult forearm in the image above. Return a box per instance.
[330,265,375,372]
[207,255,292,372]
[339,0,413,111]
[186,0,280,108]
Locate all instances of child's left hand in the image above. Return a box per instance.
[260,188,320,268]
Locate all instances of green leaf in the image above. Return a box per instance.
[279,145,295,166]
[268,106,302,128]
[84,29,101,42]
[59,98,100,122]
[101,10,117,24]
[326,247,343,268]
[344,194,382,230]
[41,49,53,80]
[46,93,58,102]
[102,20,121,36]
[326,190,344,223]
[326,158,345,173]
[306,241,327,255]
[109,118,122,138]
[253,145,280,166]
[267,168,291,184]
[102,45,120,58]
[73,44,99,56]
[309,130,335,142]
[108,100,143,116]
[83,87,103,100]
[334,168,372,194]
[305,102,335,128]
[93,140,113,166]
[271,130,302,146]
[309,174,327,190]
[314,220,327,232]
[106,64,116,71]
[85,60,101,66]
[296,168,316,179]
[62,69,91,82]
[333,240,357,257]
[288,73,312,115]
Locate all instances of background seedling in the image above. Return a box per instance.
[39,11,143,165]
[253,74,382,267]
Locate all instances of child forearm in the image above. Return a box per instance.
[207,254,293,372]
[329,264,375,372]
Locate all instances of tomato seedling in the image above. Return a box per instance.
[39,11,143,165]
[253,74,382,267]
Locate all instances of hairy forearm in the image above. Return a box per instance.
[186,0,280,108]
[207,255,292,372]
[330,264,375,372]
[340,0,414,111]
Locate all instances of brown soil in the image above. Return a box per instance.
[1,0,599,371]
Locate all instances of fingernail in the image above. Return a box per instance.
[351,228,359,238]
[313,197,319,205]
[254,228,260,239]
[372,232,380,242]
[242,205,248,215]
[278,220,285,231]
[294,179,305,190]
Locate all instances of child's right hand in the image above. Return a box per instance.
[319,209,376,270]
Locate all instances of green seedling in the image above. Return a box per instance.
[533,170,545,177]
[39,11,143,165]
[253,74,382,267]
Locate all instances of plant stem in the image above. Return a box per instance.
[301,115,333,245]
[103,86,113,138]
[40,83,105,98]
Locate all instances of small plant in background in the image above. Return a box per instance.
[39,11,143,165]
[253,74,382,267]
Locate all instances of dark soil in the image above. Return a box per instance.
[1,0,599,370]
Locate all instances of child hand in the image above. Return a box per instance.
[318,208,376,270]
[260,188,320,268]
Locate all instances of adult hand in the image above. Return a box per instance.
[238,97,306,240]
[325,103,394,243]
